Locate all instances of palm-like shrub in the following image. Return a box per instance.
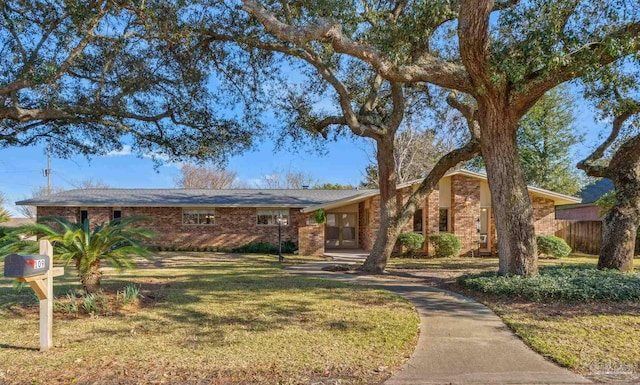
[0,210,9,223]
[0,193,10,223]
[3,216,154,293]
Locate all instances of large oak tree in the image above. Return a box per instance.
[228,0,640,276]
[197,1,480,272]
[578,72,640,271]
[1,0,252,162]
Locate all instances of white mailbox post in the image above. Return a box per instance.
[4,240,63,352]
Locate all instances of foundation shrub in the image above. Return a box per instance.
[232,241,296,254]
[396,233,425,257]
[537,235,572,258]
[428,233,461,258]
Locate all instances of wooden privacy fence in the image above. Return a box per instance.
[555,220,640,255]
[555,221,602,255]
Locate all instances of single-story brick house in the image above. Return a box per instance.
[17,170,580,256]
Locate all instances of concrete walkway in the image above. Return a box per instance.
[287,252,590,385]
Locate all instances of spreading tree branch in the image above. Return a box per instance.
[516,21,640,111]
[239,0,474,93]
[578,100,640,178]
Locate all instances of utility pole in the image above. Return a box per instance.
[43,145,51,195]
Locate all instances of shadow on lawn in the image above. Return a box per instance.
[0,254,407,338]
[0,343,39,351]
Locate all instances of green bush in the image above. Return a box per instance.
[314,209,327,224]
[396,233,425,257]
[537,235,571,258]
[232,241,296,254]
[459,266,640,302]
[428,233,461,258]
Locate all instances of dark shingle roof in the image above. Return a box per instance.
[16,188,375,208]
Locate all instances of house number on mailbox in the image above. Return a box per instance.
[27,259,46,269]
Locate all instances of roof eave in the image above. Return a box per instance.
[16,202,323,208]
[301,191,379,213]
[398,169,582,204]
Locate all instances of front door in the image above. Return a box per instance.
[325,213,357,249]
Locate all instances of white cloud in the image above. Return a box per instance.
[106,145,133,157]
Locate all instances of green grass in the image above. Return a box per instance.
[388,254,640,271]
[387,253,640,378]
[0,253,419,384]
[489,302,640,376]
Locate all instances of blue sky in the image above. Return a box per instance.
[0,134,371,216]
[0,87,604,217]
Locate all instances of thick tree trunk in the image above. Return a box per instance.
[479,102,538,276]
[362,136,399,273]
[599,207,639,271]
[598,135,640,271]
[78,259,102,293]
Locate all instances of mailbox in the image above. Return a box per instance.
[4,254,50,278]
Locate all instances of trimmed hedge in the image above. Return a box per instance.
[537,235,571,258]
[459,266,640,302]
[148,241,297,254]
[428,233,461,258]
[396,232,425,257]
[232,241,296,254]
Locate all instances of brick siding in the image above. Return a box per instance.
[450,175,481,256]
[425,189,439,255]
[298,214,324,256]
[36,179,565,256]
[39,206,302,249]
[532,196,556,236]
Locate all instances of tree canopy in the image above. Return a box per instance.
[189,0,640,275]
[0,0,252,162]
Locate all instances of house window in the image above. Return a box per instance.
[113,209,122,220]
[80,209,88,224]
[413,209,423,232]
[257,209,289,226]
[183,209,216,225]
[439,209,449,232]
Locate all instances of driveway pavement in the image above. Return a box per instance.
[287,252,590,384]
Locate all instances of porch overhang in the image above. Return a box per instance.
[300,191,378,214]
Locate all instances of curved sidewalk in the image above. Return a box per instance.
[287,255,589,385]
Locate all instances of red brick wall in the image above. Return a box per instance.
[397,187,414,233]
[298,214,324,256]
[532,196,556,236]
[451,175,481,256]
[37,207,79,223]
[88,207,112,226]
[425,189,439,255]
[358,198,378,251]
[38,206,304,249]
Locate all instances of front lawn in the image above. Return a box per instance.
[388,254,640,380]
[0,253,419,385]
[387,254,640,271]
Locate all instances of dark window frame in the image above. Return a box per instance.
[438,208,449,232]
[413,208,423,233]
[80,209,88,224]
[182,208,216,226]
